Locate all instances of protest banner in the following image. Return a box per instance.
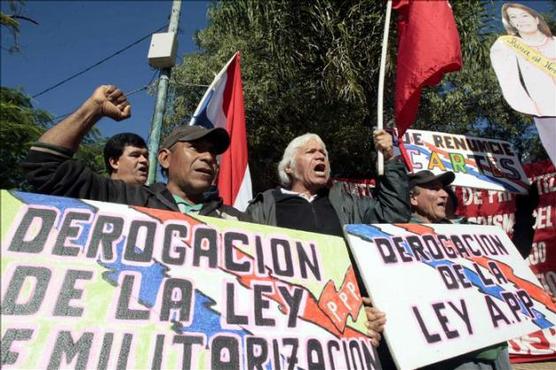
[452,160,556,362]
[333,178,376,199]
[400,129,529,193]
[0,190,379,369]
[345,223,556,369]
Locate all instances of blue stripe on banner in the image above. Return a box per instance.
[177,290,277,370]
[100,238,168,308]
[344,224,391,240]
[13,190,97,213]
[13,191,96,252]
[407,145,522,193]
[179,289,249,338]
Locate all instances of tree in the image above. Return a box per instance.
[0,87,51,188]
[0,87,106,189]
[1,2,105,190]
[1,0,38,53]
[170,0,549,193]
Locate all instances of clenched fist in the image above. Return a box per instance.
[88,85,131,121]
[373,129,394,161]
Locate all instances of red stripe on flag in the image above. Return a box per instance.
[218,53,250,207]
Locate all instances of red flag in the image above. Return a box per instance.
[393,0,462,136]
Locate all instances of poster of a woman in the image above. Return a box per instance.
[490,2,556,165]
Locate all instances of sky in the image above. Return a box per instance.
[488,0,554,28]
[1,0,211,140]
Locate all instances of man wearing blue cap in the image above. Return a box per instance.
[22,85,248,220]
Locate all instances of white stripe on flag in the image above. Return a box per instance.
[232,166,252,212]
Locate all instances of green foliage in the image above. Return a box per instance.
[0,87,107,189]
[1,0,27,53]
[170,0,549,193]
[0,87,50,188]
[77,129,107,176]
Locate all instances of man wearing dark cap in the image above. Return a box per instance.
[403,169,512,370]
[22,85,248,220]
[156,125,235,216]
[408,170,455,223]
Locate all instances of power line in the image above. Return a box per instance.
[171,82,210,88]
[32,24,167,99]
[48,73,206,122]
[50,86,148,121]
[50,72,158,121]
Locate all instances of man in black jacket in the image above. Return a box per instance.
[247,131,410,232]
[22,85,248,221]
[246,131,410,345]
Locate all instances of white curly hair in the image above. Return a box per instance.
[277,133,329,188]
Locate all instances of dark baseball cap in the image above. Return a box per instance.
[409,170,455,189]
[160,125,230,154]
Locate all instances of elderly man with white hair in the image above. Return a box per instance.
[246,129,410,234]
[246,129,410,345]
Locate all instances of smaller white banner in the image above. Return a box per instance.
[400,129,529,194]
[345,223,556,369]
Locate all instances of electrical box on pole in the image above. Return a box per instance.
[146,0,182,185]
[147,32,177,69]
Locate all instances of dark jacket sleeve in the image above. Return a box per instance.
[22,145,146,205]
[512,185,539,258]
[362,159,411,223]
[245,189,277,226]
[215,205,254,222]
[200,192,253,222]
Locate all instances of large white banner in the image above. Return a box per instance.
[400,129,529,193]
[1,191,379,369]
[345,223,556,369]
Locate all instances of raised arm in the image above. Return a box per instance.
[23,85,136,202]
[38,85,131,151]
[362,129,411,223]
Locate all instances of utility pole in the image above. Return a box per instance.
[147,0,182,185]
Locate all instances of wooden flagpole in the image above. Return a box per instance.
[377,0,393,176]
